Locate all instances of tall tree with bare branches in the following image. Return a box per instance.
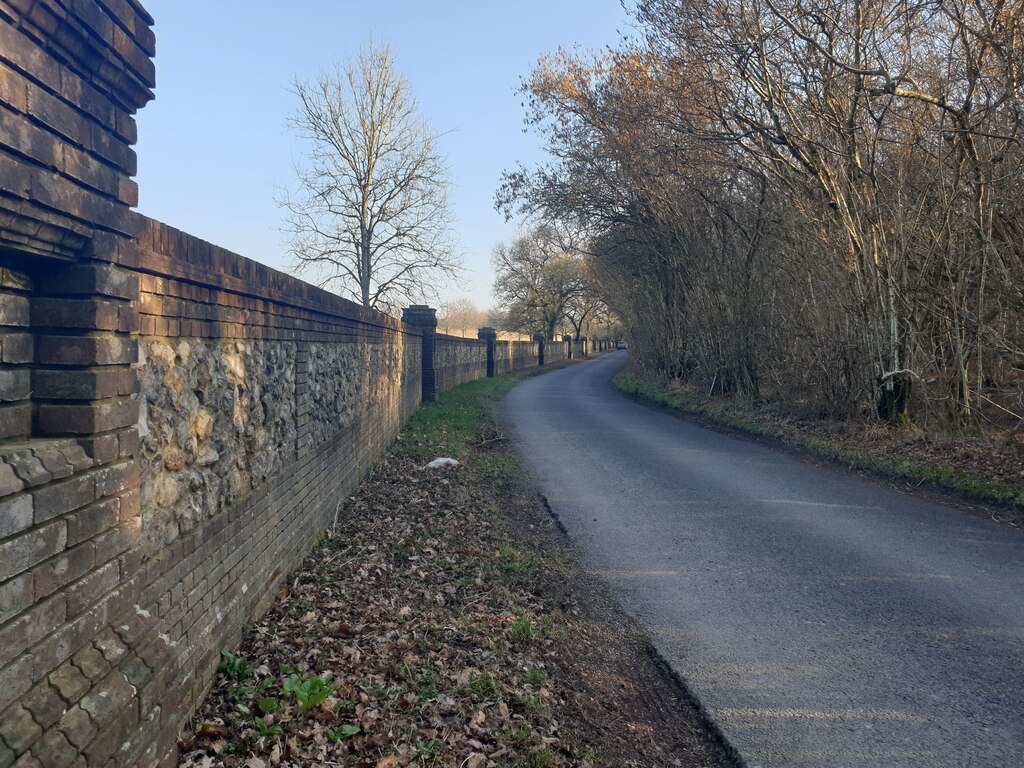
[280,41,461,312]
[492,224,592,340]
[500,0,1024,431]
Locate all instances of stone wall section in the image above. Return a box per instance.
[0,210,424,768]
[434,334,487,392]
[546,339,569,365]
[506,340,539,374]
[109,218,422,766]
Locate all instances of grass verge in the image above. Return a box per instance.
[613,371,1024,511]
[179,369,735,768]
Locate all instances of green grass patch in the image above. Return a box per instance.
[395,370,534,479]
[490,546,543,575]
[507,613,535,647]
[459,670,503,703]
[613,371,1024,509]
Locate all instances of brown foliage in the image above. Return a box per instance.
[501,0,1024,432]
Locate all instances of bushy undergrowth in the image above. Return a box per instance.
[614,371,1024,510]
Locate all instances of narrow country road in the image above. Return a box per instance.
[503,352,1024,768]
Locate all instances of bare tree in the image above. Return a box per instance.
[280,40,461,312]
[501,2,1024,433]
[438,298,487,336]
[491,225,591,340]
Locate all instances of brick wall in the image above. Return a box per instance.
[0,3,162,767]
[434,334,488,392]
[0,4,591,766]
[0,267,33,439]
[0,0,154,257]
[0,208,426,767]
[433,335,570,391]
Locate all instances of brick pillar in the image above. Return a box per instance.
[563,334,573,360]
[478,327,497,377]
[0,268,33,440]
[581,336,588,356]
[33,263,140,442]
[533,333,546,366]
[403,305,438,402]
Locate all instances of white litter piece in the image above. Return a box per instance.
[423,457,460,470]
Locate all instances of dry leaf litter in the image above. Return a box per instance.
[179,419,734,768]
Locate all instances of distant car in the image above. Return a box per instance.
[616,341,628,350]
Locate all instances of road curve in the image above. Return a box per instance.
[503,351,1024,768]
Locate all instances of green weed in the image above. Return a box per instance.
[217,650,251,681]
[503,725,536,746]
[412,738,443,766]
[256,697,278,715]
[461,671,502,702]
[492,546,542,575]
[326,724,361,742]
[524,667,545,686]
[282,672,337,715]
[508,614,535,647]
[252,717,282,738]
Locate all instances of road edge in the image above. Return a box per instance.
[611,370,1024,526]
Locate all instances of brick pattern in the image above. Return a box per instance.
[0,0,155,258]
[0,434,142,765]
[423,331,569,395]
[0,209,425,768]
[0,250,144,768]
[111,219,398,332]
[104,221,421,767]
[0,267,33,440]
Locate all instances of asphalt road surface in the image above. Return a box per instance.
[503,351,1024,768]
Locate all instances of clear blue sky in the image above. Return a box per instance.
[134,1,630,312]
